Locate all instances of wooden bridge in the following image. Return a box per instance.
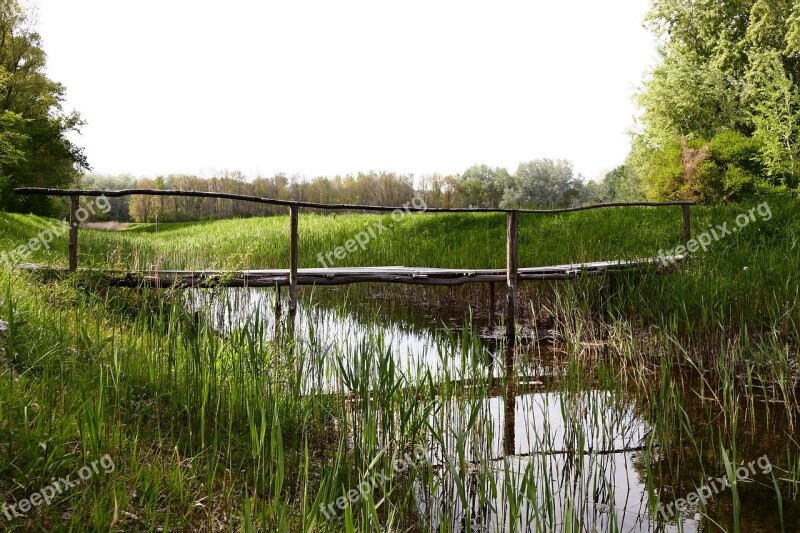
[14,187,693,351]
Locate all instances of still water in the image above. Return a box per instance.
[189,287,798,532]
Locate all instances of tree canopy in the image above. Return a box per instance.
[0,0,88,215]
[631,0,800,202]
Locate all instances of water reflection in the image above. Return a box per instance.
[419,389,673,532]
[188,287,799,532]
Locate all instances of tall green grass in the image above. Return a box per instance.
[0,197,798,530]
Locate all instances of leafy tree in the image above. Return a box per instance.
[0,0,88,214]
[501,159,585,209]
[128,178,158,222]
[458,164,509,208]
[577,179,603,205]
[635,47,744,144]
[746,50,800,181]
[600,166,646,202]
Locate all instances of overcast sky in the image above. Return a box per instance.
[35,0,657,182]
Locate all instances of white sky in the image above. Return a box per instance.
[35,0,657,182]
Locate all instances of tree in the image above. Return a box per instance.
[0,0,88,214]
[746,52,800,181]
[128,178,158,222]
[501,159,584,209]
[458,165,508,208]
[634,47,744,144]
[600,166,646,202]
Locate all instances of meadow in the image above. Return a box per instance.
[0,196,798,531]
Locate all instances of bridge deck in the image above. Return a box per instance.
[20,256,683,288]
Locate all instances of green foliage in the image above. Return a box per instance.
[456,164,508,208]
[632,0,800,201]
[632,137,686,200]
[0,109,26,167]
[635,46,744,143]
[501,159,588,209]
[0,0,88,215]
[638,130,766,202]
[746,50,800,182]
[709,130,764,199]
[600,166,646,202]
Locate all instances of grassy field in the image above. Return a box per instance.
[0,197,798,531]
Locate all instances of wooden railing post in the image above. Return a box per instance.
[288,205,299,330]
[682,204,691,249]
[505,210,518,350]
[69,195,80,271]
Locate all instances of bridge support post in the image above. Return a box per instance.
[288,205,299,332]
[504,210,518,455]
[69,195,80,271]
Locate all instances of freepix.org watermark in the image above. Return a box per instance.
[0,195,111,268]
[657,454,772,520]
[320,446,430,521]
[2,454,115,521]
[316,195,427,268]
[658,201,772,266]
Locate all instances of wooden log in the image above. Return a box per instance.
[288,205,299,329]
[69,195,79,271]
[682,204,691,248]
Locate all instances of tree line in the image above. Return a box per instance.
[82,161,633,223]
